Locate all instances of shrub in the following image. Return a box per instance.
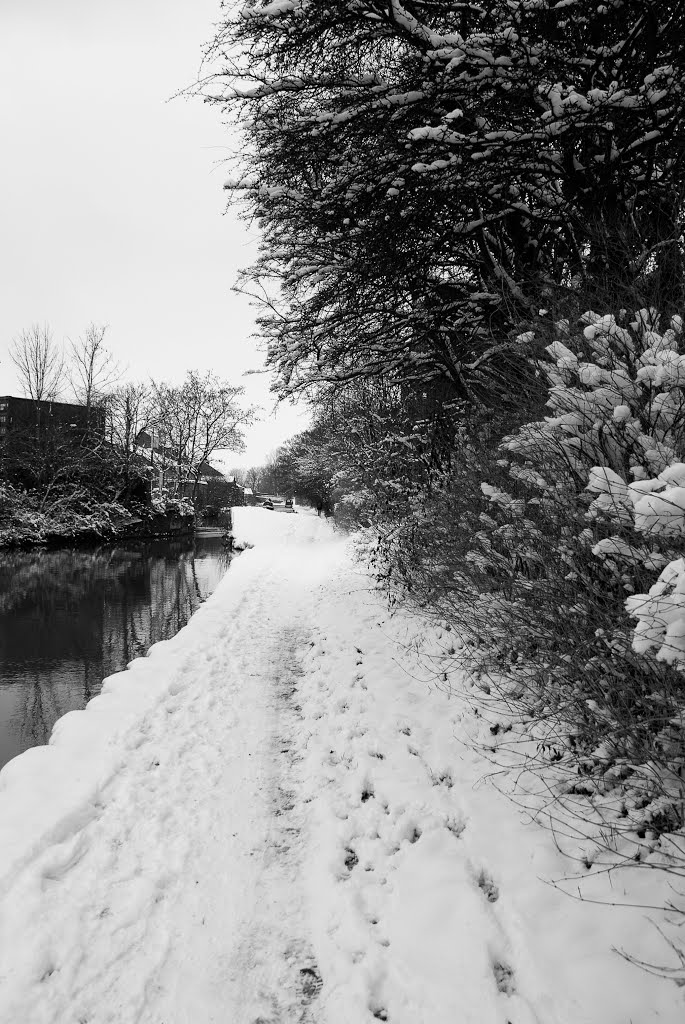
[150,489,194,518]
[374,309,685,854]
[465,309,685,836]
[0,481,131,547]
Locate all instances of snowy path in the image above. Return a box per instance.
[0,509,682,1023]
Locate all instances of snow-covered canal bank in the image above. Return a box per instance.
[0,508,681,1023]
[0,536,231,767]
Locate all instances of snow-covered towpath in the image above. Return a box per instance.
[0,509,681,1023]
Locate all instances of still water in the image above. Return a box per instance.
[0,536,232,769]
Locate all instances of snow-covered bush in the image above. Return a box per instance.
[150,489,194,518]
[0,482,132,547]
[522,309,685,668]
[379,309,685,845]
[628,558,685,665]
[456,308,685,833]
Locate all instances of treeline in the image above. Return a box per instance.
[209,1,685,880]
[1,323,254,544]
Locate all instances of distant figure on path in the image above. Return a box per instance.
[316,501,323,517]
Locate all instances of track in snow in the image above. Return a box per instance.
[0,540,330,1024]
[225,625,323,1024]
[1,510,680,1024]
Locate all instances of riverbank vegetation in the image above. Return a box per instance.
[208,0,685,937]
[1,325,254,546]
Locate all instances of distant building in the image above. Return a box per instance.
[197,468,245,508]
[132,432,245,507]
[0,395,105,441]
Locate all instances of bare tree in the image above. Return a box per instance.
[151,380,193,494]
[107,382,153,499]
[153,372,256,499]
[228,465,262,494]
[69,323,120,421]
[227,466,248,486]
[9,324,64,402]
[244,466,261,493]
[260,458,281,496]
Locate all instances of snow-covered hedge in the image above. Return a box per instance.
[0,482,196,548]
[0,482,132,548]
[504,309,685,666]
[455,308,685,830]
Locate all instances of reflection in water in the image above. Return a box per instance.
[0,537,232,768]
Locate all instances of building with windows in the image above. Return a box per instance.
[0,396,105,441]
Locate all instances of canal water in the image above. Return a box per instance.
[0,535,232,769]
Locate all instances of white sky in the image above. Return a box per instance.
[0,0,309,469]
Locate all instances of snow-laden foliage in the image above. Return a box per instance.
[0,481,132,548]
[502,308,685,666]
[270,378,462,528]
[208,0,685,888]
[463,308,685,830]
[207,0,685,404]
[150,489,195,518]
[351,309,685,842]
[0,482,193,548]
[629,558,685,665]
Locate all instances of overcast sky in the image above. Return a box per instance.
[0,0,309,468]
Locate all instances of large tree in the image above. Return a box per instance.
[9,324,64,403]
[69,323,120,424]
[208,0,685,405]
[153,372,255,499]
[106,382,154,501]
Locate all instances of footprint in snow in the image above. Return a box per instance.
[344,847,359,872]
[433,771,453,789]
[299,965,323,1000]
[445,817,466,838]
[493,961,515,994]
[477,869,499,903]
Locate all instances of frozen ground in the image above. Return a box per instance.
[0,507,682,1023]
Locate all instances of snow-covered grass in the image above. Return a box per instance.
[0,508,682,1021]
